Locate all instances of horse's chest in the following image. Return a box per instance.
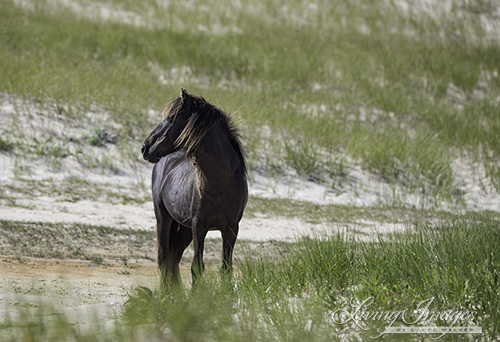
[195,208,231,230]
[193,188,246,227]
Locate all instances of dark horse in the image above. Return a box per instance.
[142,89,248,286]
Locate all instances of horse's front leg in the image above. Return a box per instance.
[221,223,239,277]
[191,218,208,285]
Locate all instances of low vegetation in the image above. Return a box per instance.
[2,217,498,341]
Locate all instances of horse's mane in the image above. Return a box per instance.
[163,94,247,176]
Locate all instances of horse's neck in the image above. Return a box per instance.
[192,127,240,185]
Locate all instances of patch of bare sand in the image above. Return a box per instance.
[0,199,156,231]
[0,257,161,329]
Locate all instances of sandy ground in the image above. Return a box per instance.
[0,257,159,329]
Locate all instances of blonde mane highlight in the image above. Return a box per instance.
[174,112,214,155]
[172,96,247,178]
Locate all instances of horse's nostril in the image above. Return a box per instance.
[141,144,148,155]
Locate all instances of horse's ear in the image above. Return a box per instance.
[180,88,190,101]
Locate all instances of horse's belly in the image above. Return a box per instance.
[164,190,193,227]
[159,163,195,227]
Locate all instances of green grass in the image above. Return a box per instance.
[2,216,498,341]
[245,196,484,224]
[105,217,500,340]
[1,0,500,201]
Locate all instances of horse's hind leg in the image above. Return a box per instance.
[170,225,192,282]
[154,203,176,287]
[221,223,239,277]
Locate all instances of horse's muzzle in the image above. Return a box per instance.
[142,144,161,163]
[141,144,154,161]
[141,144,149,159]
